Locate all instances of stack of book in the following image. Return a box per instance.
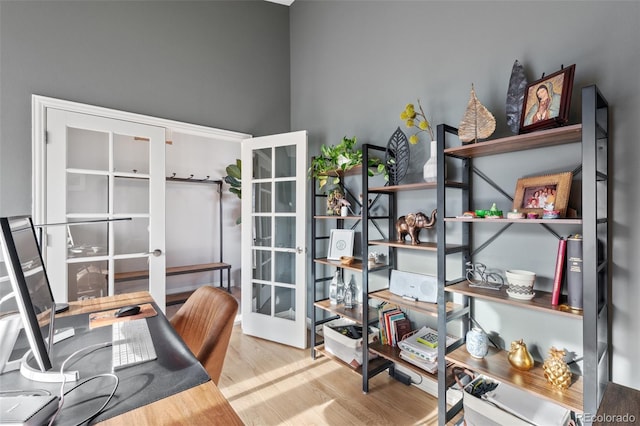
[377,303,412,347]
[398,326,456,374]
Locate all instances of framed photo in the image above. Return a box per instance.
[327,229,355,260]
[513,172,572,217]
[519,64,575,134]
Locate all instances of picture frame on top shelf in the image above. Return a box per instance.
[513,172,572,217]
[327,229,355,260]
[519,64,575,134]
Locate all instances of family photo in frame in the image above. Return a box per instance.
[512,172,573,217]
[519,64,575,134]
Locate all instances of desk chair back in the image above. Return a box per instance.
[170,286,238,384]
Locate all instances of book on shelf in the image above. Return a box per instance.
[551,237,567,306]
[393,317,412,345]
[416,329,438,348]
[383,307,402,345]
[377,303,400,345]
[398,326,456,362]
[399,350,437,374]
[566,234,583,310]
[387,312,406,347]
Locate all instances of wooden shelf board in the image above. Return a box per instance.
[444,124,582,159]
[166,291,193,306]
[314,344,392,375]
[446,345,583,413]
[445,282,583,319]
[314,257,364,272]
[368,342,458,387]
[368,289,463,317]
[368,181,466,193]
[314,299,378,324]
[321,164,364,178]
[369,239,438,251]
[314,215,361,220]
[368,182,437,193]
[114,262,230,282]
[369,239,464,253]
[445,217,583,225]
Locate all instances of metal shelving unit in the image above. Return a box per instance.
[435,85,610,425]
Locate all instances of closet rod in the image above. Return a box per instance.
[166,173,223,185]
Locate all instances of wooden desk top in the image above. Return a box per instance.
[62,292,243,425]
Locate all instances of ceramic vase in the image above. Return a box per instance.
[466,327,488,359]
[423,140,443,182]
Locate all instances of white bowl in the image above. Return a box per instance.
[505,269,536,288]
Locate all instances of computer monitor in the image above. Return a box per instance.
[0,216,75,382]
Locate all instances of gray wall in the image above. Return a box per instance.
[291,1,640,390]
[0,0,290,215]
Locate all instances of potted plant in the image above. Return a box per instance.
[224,159,242,224]
[309,136,386,190]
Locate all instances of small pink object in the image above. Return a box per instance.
[527,212,539,219]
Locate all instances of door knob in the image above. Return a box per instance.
[149,249,162,257]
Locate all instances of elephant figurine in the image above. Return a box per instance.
[396,209,437,245]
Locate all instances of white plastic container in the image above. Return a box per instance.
[463,375,570,426]
[322,318,378,368]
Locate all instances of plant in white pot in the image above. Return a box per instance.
[400,100,442,183]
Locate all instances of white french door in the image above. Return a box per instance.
[241,131,307,348]
[41,108,166,308]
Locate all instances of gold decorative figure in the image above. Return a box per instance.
[507,339,534,371]
[458,84,496,144]
[543,347,572,390]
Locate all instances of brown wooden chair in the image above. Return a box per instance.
[170,285,238,384]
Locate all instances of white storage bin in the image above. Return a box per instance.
[463,375,570,426]
[322,318,378,368]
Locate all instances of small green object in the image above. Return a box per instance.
[416,331,438,348]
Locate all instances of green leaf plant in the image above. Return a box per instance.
[224,159,242,224]
[308,136,387,191]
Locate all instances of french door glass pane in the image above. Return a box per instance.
[274,217,294,248]
[253,182,272,213]
[275,146,295,178]
[67,223,108,258]
[253,217,272,247]
[114,134,150,174]
[67,127,108,170]
[275,181,295,213]
[113,177,149,214]
[275,287,295,321]
[114,258,149,294]
[68,261,107,301]
[252,249,271,281]
[114,218,149,255]
[252,283,271,315]
[274,251,294,284]
[253,148,272,179]
[67,174,108,214]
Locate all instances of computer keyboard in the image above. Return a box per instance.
[111,319,157,371]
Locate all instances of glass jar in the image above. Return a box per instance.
[329,271,344,305]
[344,274,356,309]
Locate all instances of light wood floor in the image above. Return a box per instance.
[215,325,444,426]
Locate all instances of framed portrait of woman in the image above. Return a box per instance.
[519,64,575,134]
